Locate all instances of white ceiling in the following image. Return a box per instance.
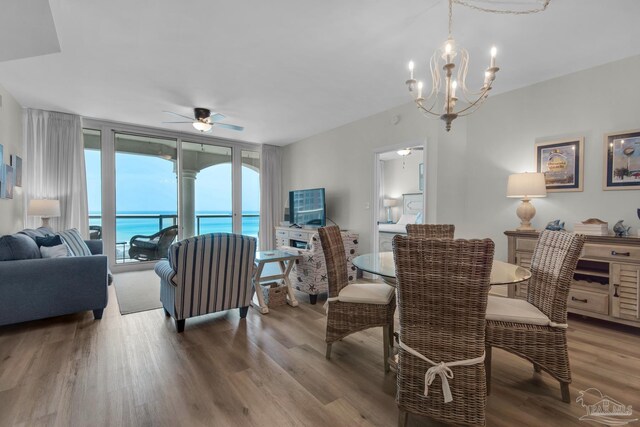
[0,0,60,62]
[0,0,639,145]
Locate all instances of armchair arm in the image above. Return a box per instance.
[85,239,103,255]
[154,260,176,286]
[130,229,163,244]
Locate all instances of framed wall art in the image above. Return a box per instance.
[535,137,584,192]
[0,164,5,199]
[603,129,640,190]
[4,165,13,199]
[10,155,22,187]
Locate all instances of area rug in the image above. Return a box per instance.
[113,270,163,315]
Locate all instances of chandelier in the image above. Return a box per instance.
[405,0,550,131]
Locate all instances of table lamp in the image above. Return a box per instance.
[28,199,61,228]
[506,173,547,231]
[383,198,398,223]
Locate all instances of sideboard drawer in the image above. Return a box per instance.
[516,238,537,252]
[289,231,308,241]
[582,244,640,262]
[276,230,288,239]
[568,289,608,315]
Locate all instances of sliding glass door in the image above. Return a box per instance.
[82,122,261,268]
[114,133,178,263]
[241,150,260,238]
[83,129,102,240]
[181,142,233,239]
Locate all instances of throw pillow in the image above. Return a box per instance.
[35,235,64,247]
[415,211,423,225]
[18,227,53,241]
[40,244,70,258]
[0,234,42,261]
[57,228,92,257]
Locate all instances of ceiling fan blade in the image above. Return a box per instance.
[214,123,244,131]
[209,113,226,122]
[162,121,192,124]
[163,111,195,121]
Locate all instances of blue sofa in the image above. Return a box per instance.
[0,229,109,326]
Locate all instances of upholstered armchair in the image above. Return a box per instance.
[279,231,359,304]
[154,233,257,332]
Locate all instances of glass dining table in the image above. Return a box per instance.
[352,251,531,286]
[353,251,532,373]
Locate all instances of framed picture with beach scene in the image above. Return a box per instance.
[604,129,640,190]
[535,137,584,192]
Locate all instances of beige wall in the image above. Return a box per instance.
[464,55,640,259]
[282,98,466,251]
[0,84,24,235]
[283,55,640,259]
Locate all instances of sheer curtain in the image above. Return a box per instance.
[258,144,283,250]
[24,109,89,236]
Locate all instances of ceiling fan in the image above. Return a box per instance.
[162,108,244,133]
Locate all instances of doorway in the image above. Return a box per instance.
[372,142,427,252]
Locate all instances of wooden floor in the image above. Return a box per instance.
[1,284,639,427]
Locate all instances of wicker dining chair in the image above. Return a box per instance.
[319,225,396,372]
[405,224,455,238]
[393,236,494,427]
[485,230,585,403]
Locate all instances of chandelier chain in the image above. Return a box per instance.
[448,0,453,38]
[452,0,550,15]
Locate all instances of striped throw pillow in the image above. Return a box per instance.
[58,228,92,257]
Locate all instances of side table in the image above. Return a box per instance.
[251,250,301,314]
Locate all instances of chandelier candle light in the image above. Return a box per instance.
[406,0,499,131]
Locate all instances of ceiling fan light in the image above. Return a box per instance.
[193,121,212,132]
[397,148,412,157]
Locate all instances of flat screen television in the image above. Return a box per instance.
[289,188,326,227]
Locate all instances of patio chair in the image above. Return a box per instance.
[89,225,103,240]
[128,225,179,261]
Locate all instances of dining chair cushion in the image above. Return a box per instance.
[338,281,395,305]
[486,295,551,326]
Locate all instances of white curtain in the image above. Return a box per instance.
[258,144,283,250]
[24,109,89,236]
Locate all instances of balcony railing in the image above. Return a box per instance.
[89,213,260,263]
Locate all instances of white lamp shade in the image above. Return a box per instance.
[383,198,398,207]
[28,199,61,217]
[506,173,547,198]
[192,121,212,132]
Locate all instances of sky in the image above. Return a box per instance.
[85,151,260,213]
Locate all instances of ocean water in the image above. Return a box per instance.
[89,211,260,243]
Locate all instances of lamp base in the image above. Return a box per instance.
[41,217,51,228]
[515,199,536,231]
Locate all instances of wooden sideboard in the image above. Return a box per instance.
[506,230,640,328]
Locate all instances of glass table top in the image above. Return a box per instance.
[352,252,531,285]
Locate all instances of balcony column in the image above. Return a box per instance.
[182,169,198,238]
